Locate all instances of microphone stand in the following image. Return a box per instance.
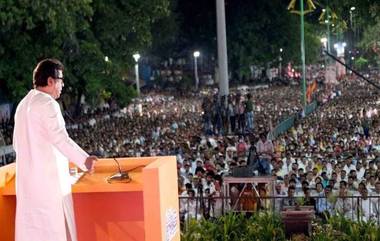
[107,158,131,183]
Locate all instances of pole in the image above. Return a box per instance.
[350,8,355,49]
[350,10,353,29]
[327,20,331,54]
[326,0,331,54]
[279,55,282,79]
[300,0,306,107]
[194,57,199,90]
[135,63,140,96]
[216,0,229,97]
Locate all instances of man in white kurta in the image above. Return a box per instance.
[13,59,97,241]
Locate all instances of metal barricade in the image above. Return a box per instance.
[179,195,380,229]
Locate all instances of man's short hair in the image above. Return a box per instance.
[316,182,323,188]
[33,58,64,87]
[288,185,296,191]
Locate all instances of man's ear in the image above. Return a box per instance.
[47,77,55,86]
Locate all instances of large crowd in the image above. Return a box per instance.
[2,74,380,222]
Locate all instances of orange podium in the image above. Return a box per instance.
[0,156,180,241]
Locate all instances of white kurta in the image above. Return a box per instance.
[13,89,89,241]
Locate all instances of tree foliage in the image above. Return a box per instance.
[0,0,169,109]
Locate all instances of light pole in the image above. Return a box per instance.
[322,6,331,55]
[350,6,356,48]
[350,6,355,28]
[193,51,200,90]
[300,0,307,108]
[324,19,331,54]
[133,53,141,97]
[288,0,316,108]
[279,48,283,79]
[216,0,229,97]
[326,0,331,55]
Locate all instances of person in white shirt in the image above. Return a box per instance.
[357,188,376,222]
[366,175,377,192]
[370,181,380,219]
[343,156,356,174]
[273,182,287,212]
[298,157,307,170]
[306,171,315,188]
[340,169,348,182]
[13,59,97,241]
[180,189,202,221]
[356,161,366,180]
[281,156,293,174]
[335,181,356,220]
[210,180,224,217]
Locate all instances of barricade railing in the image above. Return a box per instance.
[271,101,317,139]
[304,101,317,116]
[179,195,380,227]
[272,115,295,138]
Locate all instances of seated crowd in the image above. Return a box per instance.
[2,76,380,223]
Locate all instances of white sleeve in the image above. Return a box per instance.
[42,100,89,171]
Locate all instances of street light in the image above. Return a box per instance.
[193,51,200,90]
[320,37,327,49]
[334,42,347,57]
[133,53,141,96]
[334,42,347,78]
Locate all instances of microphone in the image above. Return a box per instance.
[114,157,123,174]
[107,158,131,183]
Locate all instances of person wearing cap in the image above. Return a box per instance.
[13,59,97,241]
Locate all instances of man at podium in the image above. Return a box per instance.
[13,59,97,241]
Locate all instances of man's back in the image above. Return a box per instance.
[13,89,86,241]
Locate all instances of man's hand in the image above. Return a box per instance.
[85,156,98,174]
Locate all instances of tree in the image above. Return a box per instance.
[147,0,180,59]
[0,0,170,112]
[0,0,93,101]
